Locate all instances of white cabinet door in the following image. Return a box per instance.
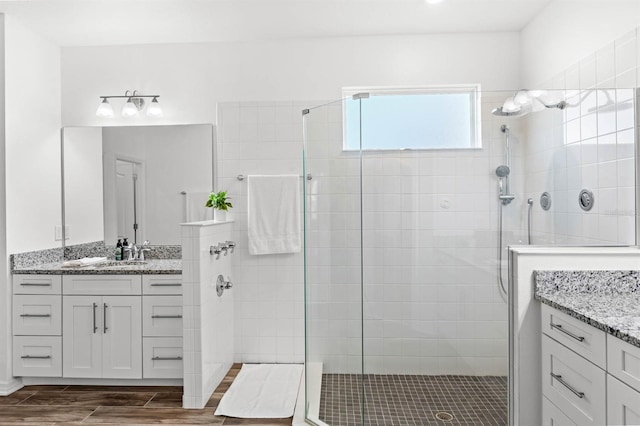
[63,296,102,378]
[102,295,142,379]
[608,374,640,426]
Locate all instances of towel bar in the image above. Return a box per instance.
[236,174,312,181]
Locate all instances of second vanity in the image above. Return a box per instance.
[535,271,640,426]
[12,259,183,383]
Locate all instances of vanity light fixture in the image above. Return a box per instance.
[95,90,162,118]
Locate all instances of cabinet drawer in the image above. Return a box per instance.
[541,334,606,426]
[607,374,640,426]
[607,334,640,392]
[63,275,141,295]
[541,304,606,368]
[143,275,182,295]
[13,295,61,336]
[143,296,183,337]
[143,337,183,379]
[13,336,62,377]
[542,396,577,426]
[13,275,61,295]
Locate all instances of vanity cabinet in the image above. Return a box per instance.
[63,295,142,379]
[13,273,183,382]
[541,304,640,425]
[12,275,62,377]
[141,275,183,379]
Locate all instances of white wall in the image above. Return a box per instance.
[181,220,234,409]
[521,0,640,87]
[5,15,61,254]
[61,33,520,127]
[0,14,61,394]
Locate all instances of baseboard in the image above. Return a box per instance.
[0,378,23,395]
[21,377,182,386]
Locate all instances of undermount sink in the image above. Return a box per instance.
[97,260,148,267]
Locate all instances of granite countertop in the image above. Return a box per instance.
[12,258,182,275]
[534,270,640,348]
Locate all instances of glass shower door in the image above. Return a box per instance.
[303,98,364,426]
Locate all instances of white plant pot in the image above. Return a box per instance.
[214,209,227,222]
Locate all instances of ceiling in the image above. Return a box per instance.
[0,0,554,47]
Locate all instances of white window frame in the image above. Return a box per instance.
[342,85,482,151]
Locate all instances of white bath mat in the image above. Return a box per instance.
[215,364,303,418]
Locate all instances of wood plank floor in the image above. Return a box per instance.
[0,364,293,425]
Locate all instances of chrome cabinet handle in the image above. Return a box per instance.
[152,356,183,361]
[151,315,182,319]
[92,303,98,333]
[20,314,51,318]
[103,303,108,333]
[150,283,182,287]
[20,283,51,286]
[550,323,585,342]
[21,355,52,359]
[550,373,585,398]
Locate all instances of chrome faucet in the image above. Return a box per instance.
[139,240,151,260]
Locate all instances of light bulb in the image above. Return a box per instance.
[121,98,139,117]
[95,98,114,118]
[146,97,163,117]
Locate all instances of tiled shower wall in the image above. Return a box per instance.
[217,102,307,364]
[523,28,638,245]
[305,93,525,375]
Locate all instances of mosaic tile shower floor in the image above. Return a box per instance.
[319,374,507,426]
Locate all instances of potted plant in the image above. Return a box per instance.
[206,190,233,221]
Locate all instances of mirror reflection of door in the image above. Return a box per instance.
[115,159,142,244]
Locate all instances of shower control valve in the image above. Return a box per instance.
[225,241,236,253]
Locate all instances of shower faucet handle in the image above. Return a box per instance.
[225,241,236,253]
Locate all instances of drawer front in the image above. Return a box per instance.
[13,295,61,336]
[143,296,183,337]
[541,304,606,368]
[143,337,183,379]
[607,374,640,426]
[63,275,141,295]
[13,275,61,295]
[607,334,640,392]
[13,336,62,377]
[541,334,606,426]
[542,396,577,426]
[142,275,182,295]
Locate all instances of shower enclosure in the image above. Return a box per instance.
[302,88,636,425]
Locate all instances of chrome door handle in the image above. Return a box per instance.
[92,302,98,333]
[152,356,183,361]
[19,314,51,318]
[103,303,108,333]
[550,323,585,342]
[150,283,182,287]
[550,373,585,398]
[151,315,182,319]
[20,283,51,286]
[21,355,52,359]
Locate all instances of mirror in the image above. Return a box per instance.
[62,124,215,247]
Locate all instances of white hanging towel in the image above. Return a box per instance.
[248,175,301,255]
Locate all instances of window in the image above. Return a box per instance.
[343,86,481,150]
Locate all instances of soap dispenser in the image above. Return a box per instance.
[122,238,128,260]
[115,239,122,261]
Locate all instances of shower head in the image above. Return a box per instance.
[492,106,527,117]
[493,90,567,117]
[495,165,510,178]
